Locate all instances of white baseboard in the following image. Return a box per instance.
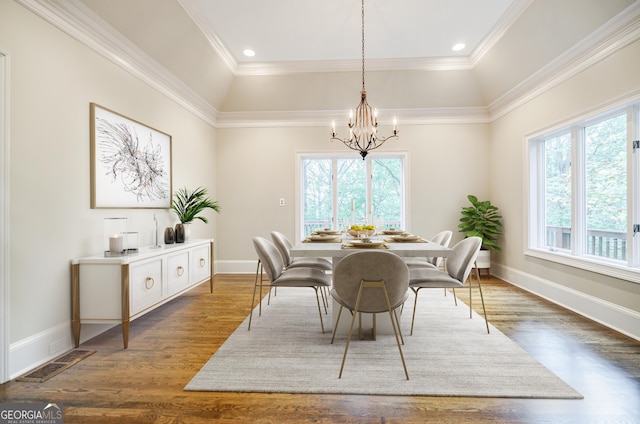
[9,321,114,379]
[215,260,257,274]
[492,263,640,341]
[14,260,636,379]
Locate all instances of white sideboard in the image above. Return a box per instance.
[71,239,214,348]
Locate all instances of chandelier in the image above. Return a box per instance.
[331,0,398,159]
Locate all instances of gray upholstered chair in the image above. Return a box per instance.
[249,237,331,333]
[331,250,410,380]
[408,236,489,335]
[271,231,332,308]
[403,230,453,269]
[271,231,332,271]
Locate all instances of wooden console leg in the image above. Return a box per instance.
[121,264,130,349]
[71,263,81,348]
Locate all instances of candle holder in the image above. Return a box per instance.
[124,232,138,254]
[104,217,127,257]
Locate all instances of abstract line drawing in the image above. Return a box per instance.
[91,103,171,208]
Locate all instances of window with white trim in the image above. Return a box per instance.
[299,153,406,237]
[527,100,640,279]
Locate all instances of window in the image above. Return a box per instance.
[527,100,640,280]
[299,153,406,237]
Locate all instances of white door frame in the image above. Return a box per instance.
[0,51,10,384]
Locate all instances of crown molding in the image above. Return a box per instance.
[15,0,219,126]
[235,56,475,76]
[215,107,491,129]
[213,0,534,76]
[489,0,640,120]
[469,0,535,66]
[177,0,237,74]
[14,0,640,129]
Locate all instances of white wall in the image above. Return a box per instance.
[1,1,217,378]
[489,38,640,333]
[215,123,490,272]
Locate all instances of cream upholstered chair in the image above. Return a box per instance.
[408,236,489,335]
[403,230,452,269]
[271,231,332,271]
[331,250,410,380]
[249,237,331,333]
[271,231,331,308]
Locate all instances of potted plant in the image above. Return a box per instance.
[458,195,503,272]
[171,186,221,242]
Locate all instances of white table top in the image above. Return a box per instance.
[290,238,452,258]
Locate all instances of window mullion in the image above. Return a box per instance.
[332,158,338,230]
[630,105,640,267]
[572,126,586,256]
[535,140,546,249]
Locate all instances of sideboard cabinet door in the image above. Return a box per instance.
[130,258,163,316]
[167,251,190,296]
[191,244,211,284]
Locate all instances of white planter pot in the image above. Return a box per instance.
[475,249,491,270]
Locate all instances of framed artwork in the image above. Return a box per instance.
[90,103,172,208]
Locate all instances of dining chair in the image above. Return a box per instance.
[249,237,331,333]
[408,236,490,335]
[403,230,452,269]
[271,231,332,272]
[330,250,410,380]
[271,231,332,308]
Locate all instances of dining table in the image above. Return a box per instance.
[289,232,453,335]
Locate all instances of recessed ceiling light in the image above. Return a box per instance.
[452,43,466,52]
[243,49,255,57]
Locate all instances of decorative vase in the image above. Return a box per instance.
[175,223,185,243]
[164,227,175,244]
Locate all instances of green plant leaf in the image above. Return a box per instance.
[171,186,221,224]
[458,195,503,251]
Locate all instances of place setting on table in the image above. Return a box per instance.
[303,229,343,243]
[303,225,429,250]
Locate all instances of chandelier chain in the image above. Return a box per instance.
[361,0,365,92]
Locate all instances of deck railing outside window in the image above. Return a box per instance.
[546,226,626,261]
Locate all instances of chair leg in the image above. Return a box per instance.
[380,283,410,380]
[313,287,325,334]
[248,259,261,331]
[339,289,363,378]
[339,280,409,380]
[331,305,344,344]
[319,285,328,314]
[410,287,420,336]
[394,309,405,345]
[474,267,490,334]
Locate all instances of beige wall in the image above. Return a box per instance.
[490,38,640,312]
[215,123,490,268]
[1,1,217,353]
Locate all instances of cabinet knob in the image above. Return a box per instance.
[200,258,206,267]
[145,277,155,290]
[177,266,184,277]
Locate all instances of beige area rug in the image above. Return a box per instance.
[185,287,582,398]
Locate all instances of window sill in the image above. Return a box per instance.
[525,248,640,284]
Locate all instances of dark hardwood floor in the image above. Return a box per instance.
[1,274,639,423]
